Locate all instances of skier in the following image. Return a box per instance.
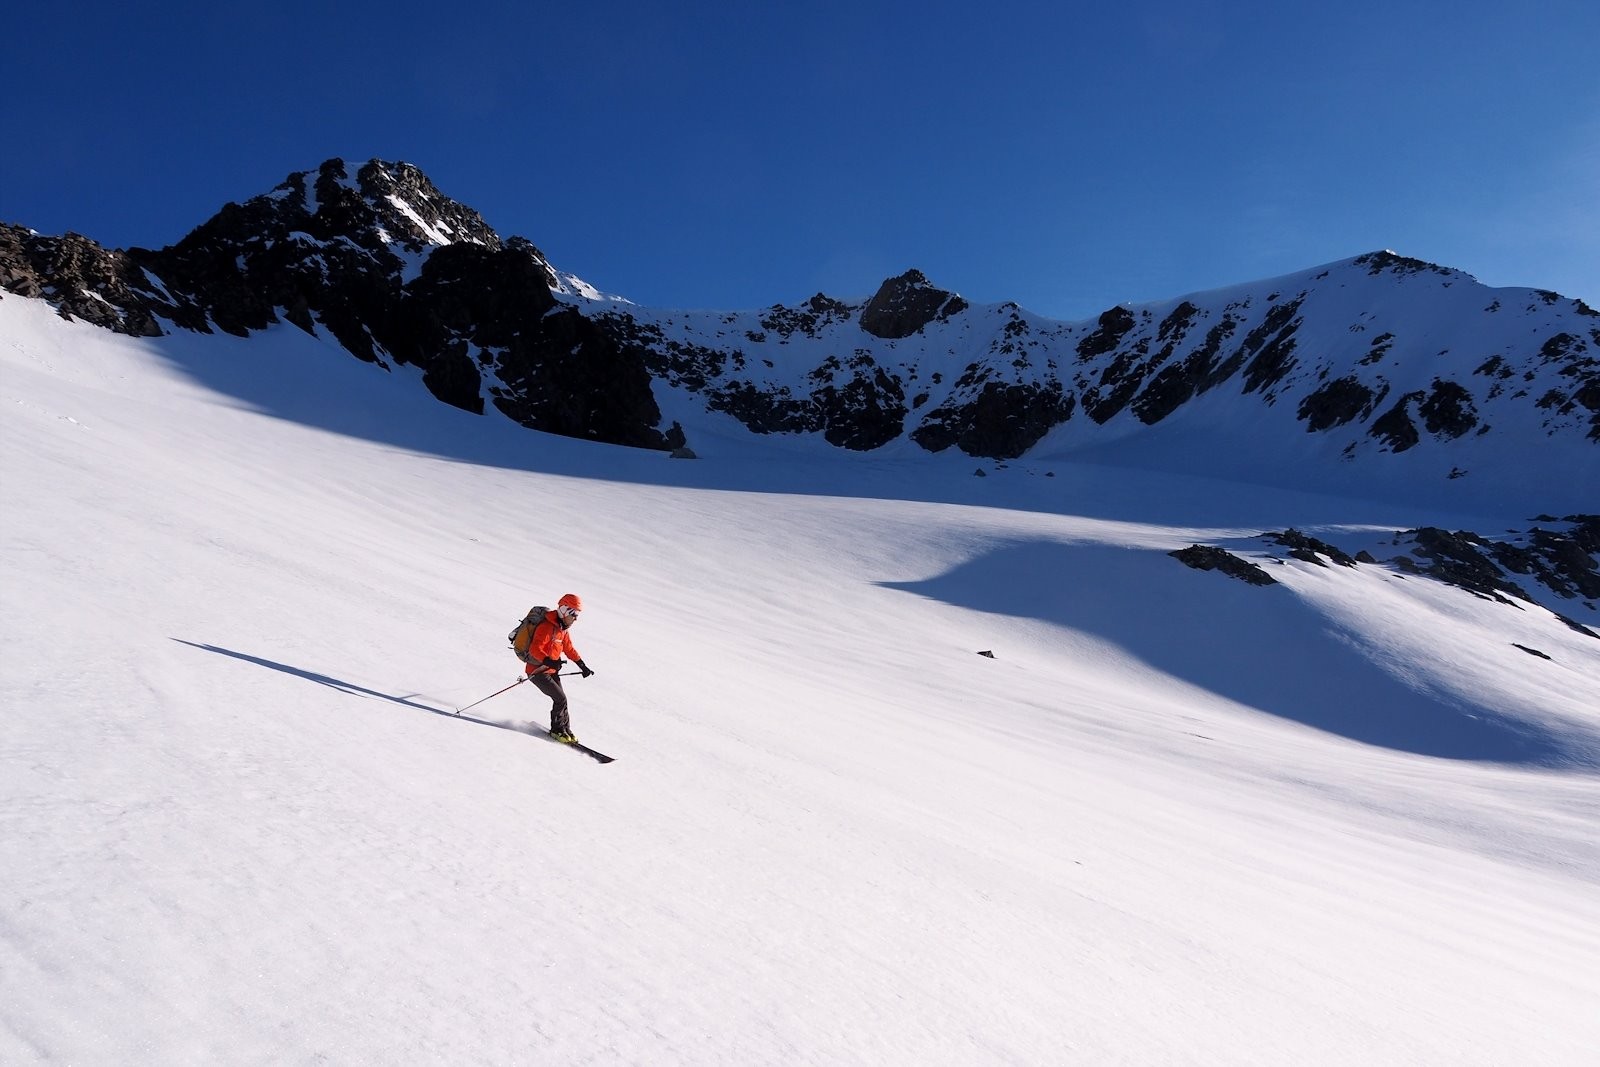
[525,593,593,743]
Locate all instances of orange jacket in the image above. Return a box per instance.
[524,611,583,674]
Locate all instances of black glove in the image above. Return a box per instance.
[541,657,562,673]
[576,660,594,678]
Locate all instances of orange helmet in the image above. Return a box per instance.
[558,593,583,612]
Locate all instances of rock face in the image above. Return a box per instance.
[4,159,1598,479]
[1170,545,1279,586]
[0,225,165,337]
[1396,520,1600,614]
[2,161,673,449]
[1265,530,1359,568]
[858,269,969,339]
[1260,519,1598,632]
[1171,518,1600,640]
[911,380,1075,459]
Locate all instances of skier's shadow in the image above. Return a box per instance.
[171,640,527,735]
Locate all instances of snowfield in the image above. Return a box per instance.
[3,294,1598,1064]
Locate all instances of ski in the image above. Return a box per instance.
[538,729,614,763]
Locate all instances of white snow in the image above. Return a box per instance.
[302,172,319,218]
[385,194,455,246]
[2,293,1599,1064]
[552,270,633,305]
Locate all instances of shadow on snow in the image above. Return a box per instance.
[171,640,535,737]
[141,323,1494,529]
[880,540,1583,766]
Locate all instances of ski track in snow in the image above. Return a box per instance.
[2,296,1599,1064]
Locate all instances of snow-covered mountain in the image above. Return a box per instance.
[3,157,1596,514]
[4,273,1600,1064]
[4,160,1600,1063]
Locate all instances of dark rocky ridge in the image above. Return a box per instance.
[3,161,673,449]
[1169,545,1280,586]
[1171,518,1599,636]
[859,269,969,339]
[0,226,166,337]
[3,157,1597,469]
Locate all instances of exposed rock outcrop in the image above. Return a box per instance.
[1170,545,1280,586]
[3,160,673,449]
[859,269,968,339]
[1,224,167,336]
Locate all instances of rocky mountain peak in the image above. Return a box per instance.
[1351,250,1463,281]
[859,268,970,339]
[144,158,559,299]
[311,158,505,254]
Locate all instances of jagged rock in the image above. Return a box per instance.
[0,224,165,336]
[1265,529,1359,567]
[1418,379,1479,438]
[1076,306,1137,361]
[1156,301,1201,345]
[1370,390,1425,452]
[1238,297,1305,396]
[859,269,968,339]
[84,158,668,448]
[390,241,562,411]
[760,293,855,338]
[1353,251,1456,278]
[1404,528,1531,604]
[1081,332,1156,424]
[1543,336,1600,443]
[1554,613,1599,638]
[704,380,819,436]
[1490,517,1600,600]
[1560,514,1600,554]
[811,361,907,451]
[1130,314,1242,424]
[487,306,668,449]
[1380,519,1599,618]
[1169,545,1279,586]
[911,380,1075,459]
[1298,375,1385,432]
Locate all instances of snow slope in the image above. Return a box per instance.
[3,295,1599,1064]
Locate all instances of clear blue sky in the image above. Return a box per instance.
[4,1,1596,320]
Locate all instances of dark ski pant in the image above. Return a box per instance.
[529,672,570,734]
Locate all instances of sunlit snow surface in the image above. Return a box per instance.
[2,296,1598,1064]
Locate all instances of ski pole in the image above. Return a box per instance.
[455,676,528,715]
